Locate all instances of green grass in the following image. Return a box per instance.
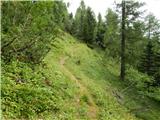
[43,32,139,120]
[2,31,160,119]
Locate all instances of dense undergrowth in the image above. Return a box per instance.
[2,32,160,119]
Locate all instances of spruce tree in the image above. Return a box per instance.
[74,0,86,40]
[139,41,156,76]
[96,13,105,48]
[84,7,97,44]
[116,0,145,66]
[154,51,160,86]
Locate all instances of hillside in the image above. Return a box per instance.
[2,32,160,120]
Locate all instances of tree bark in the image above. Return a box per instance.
[120,0,126,80]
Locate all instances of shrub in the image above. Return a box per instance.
[126,66,153,90]
[146,87,160,102]
[1,84,61,119]
[1,60,62,119]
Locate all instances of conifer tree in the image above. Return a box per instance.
[74,0,86,39]
[104,8,119,56]
[154,51,160,86]
[116,0,145,66]
[96,13,105,48]
[139,41,156,76]
[73,1,97,44]
[84,7,97,44]
[138,14,160,86]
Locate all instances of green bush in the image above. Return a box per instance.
[146,87,160,102]
[126,66,153,90]
[2,60,43,86]
[2,84,61,119]
[1,60,62,119]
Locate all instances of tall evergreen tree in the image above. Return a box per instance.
[96,13,105,48]
[74,0,86,39]
[125,1,145,66]
[52,1,69,30]
[73,1,97,44]
[104,8,120,56]
[139,41,156,76]
[65,13,74,34]
[84,7,97,44]
[154,51,160,86]
[116,0,145,66]
[104,8,119,45]
[139,14,160,85]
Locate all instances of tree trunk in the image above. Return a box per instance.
[120,0,126,80]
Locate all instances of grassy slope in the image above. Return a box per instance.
[2,32,160,120]
[42,32,137,120]
[43,32,160,120]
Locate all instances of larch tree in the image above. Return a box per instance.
[116,0,145,66]
[104,8,120,57]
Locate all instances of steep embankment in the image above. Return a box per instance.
[2,32,160,120]
[43,32,160,120]
[42,32,139,120]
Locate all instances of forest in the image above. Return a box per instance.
[1,0,160,120]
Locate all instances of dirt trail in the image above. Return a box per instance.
[60,56,98,119]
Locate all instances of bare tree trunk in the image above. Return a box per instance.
[120,0,126,80]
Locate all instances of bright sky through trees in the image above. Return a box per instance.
[64,0,160,19]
